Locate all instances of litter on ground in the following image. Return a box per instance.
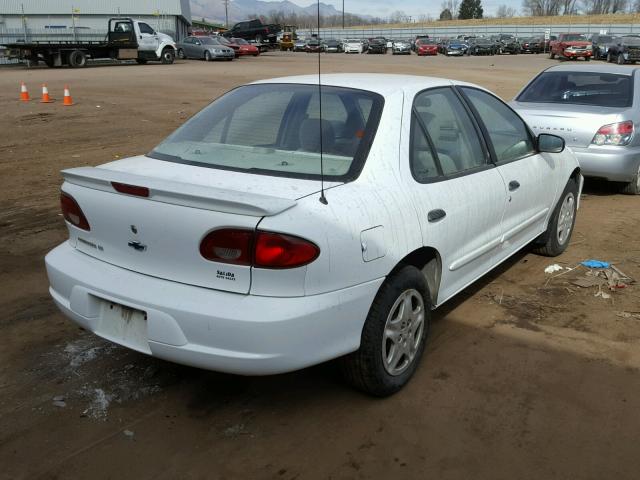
[544,264,564,274]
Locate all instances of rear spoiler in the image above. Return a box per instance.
[62,167,296,217]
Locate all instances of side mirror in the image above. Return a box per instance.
[537,133,565,153]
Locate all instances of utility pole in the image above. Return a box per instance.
[342,0,345,29]
[21,3,27,42]
[224,0,230,28]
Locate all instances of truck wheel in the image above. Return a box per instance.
[69,50,87,68]
[255,34,263,43]
[341,265,430,397]
[607,51,613,62]
[161,48,175,64]
[204,50,212,61]
[549,51,555,59]
[177,48,185,59]
[532,177,578,256]
[43,55,54,68]
[620,165,640,195]
[618,53,626,65]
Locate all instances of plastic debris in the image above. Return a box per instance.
[581,260,610,269]
[544,264,564,274]
[52,395,66,408]
[124,430,135,438]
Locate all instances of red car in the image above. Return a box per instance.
[416,39,438,56]
[231,37,260,56]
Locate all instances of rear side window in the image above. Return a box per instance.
[150,84,384,181]
[411,87,487,179]
[461,88,535,163]
[517,71,634,108]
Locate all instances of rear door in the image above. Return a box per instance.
[459,87,558,262]
[401,86,508,304]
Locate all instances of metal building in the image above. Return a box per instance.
[0,0,192,43]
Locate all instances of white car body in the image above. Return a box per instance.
[344,39,364,53]
[45,74,582,385]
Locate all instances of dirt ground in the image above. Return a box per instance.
[1,52,640,480]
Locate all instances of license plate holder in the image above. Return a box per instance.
[98,300,150,354]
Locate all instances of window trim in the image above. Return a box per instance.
[147,83,385,183]
[457,86,538,166]
[409,86,495,185]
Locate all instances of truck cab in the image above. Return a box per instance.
[108,18,177,64]
[550,33,592,61]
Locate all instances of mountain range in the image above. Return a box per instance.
[191,0,354,24]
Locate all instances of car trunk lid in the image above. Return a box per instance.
[61,156,335,294]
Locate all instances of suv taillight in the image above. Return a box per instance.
[199,229,319,269]
[592,120,634,146]
[60,192,90,231]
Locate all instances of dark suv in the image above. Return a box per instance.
[607,35,640,64]
[368,37,387,54]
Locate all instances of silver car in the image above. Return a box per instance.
[392,40,411,55]
[512,64,640,194]
[176,36,235,61]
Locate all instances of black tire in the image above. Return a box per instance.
[620,166,640,195]
[584,56,590,61]
[341,265,431,397]
[607,51,613,62]
[549,51,555,59]
[204,50,211,61]
[255,34,263,43]
[161,48,175,64]
[617,52,626,65]
[226,57,233,61]
[135,58,148,64]
[69,50,87,68]
[532,177,578,256]
[43,55,54,68]
[177,48,185,59]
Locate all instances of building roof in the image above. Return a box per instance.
[2,0,192,23]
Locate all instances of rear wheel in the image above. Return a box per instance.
[620,166,640,195]
[533,177,578,256]
[617,52,626,65]
[549,50,555,59]
[341,265,430,397]
[69,50,87,68]
[161,48,175,64]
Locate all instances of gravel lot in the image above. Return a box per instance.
[1,52,640,480]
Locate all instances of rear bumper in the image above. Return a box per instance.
[45,242,382,375]
[570,145,640,182]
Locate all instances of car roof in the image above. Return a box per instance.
[545,64,639,75]
[253,74,475,97]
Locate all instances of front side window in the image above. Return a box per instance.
[517,71,633,108]
[138,23,155,35]
[150,84,383,180]
[461,88,535,163]
[411,87,487,179]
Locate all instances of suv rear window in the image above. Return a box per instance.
[150,84,384,181]
[516,71,634,108]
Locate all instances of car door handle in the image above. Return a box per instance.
[509,180,520,191]
[428,209,446,222]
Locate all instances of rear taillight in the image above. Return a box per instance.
[60,192,90,231]
[592,120,634,146]
[199,229,319,269]
[200,228,254,265]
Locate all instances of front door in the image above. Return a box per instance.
[458,87,559,263]
[137,22,160,54]
[401,86,508,305]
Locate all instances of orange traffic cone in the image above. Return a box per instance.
[62,85,73,106]
[40,83,54,103]
[20,82,30,101]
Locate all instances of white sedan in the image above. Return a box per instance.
[46,74,582,396]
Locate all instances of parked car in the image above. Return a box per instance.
[294,39,307,52]
[223,18,281,44]
[549,33,592,61]
[512,64,640,194]
[413,34,430,51]
[46,73,581,396]
[606,35,640,64]
[589,34,617,60]
[217,36,241,57]
[392,39,412,55]
[323,39,343,53]
[415,38,438,56]
[368,37,387,54]
[230,38,260,56]
[520,37,542,54]
[305,39,322,53]
[176,36,235,61]
[444,40,468,56]
[498,34,520,54]
[467,37,495,55]
[344,38,364,54]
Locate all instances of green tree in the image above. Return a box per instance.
[458,0,484,18]
[439,8,453,19]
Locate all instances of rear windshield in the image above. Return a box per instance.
[517,71,634,108]
[149,84,384,181]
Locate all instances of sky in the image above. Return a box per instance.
[290,0,510,18]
